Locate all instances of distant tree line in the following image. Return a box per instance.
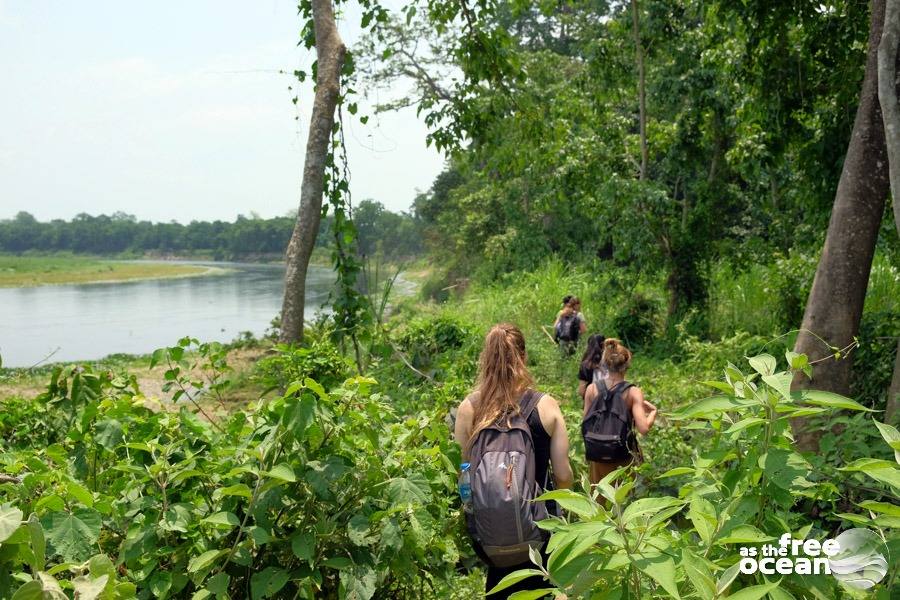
[0,201,423,261]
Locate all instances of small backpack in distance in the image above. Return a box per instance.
[467,390,550,567]
[555,313,579,342]
[581,380,635,462]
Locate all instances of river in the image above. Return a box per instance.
[0,261,335,368]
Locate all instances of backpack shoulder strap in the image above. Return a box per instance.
[519,389,543,421]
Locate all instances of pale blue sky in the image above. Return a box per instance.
[0,0,444,223]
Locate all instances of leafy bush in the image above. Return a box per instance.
[254,340,350,394]
[493,351,899,598]
[0,354,464,599]
[611,294,662,350]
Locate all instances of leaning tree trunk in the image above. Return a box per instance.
[791,0,890,450]
[280,0,347,344]
[879,0,900,425]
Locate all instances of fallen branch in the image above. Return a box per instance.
[0,474,22,484]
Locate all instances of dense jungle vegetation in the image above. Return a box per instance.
[1,0,899,598]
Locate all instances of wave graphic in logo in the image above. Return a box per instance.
[828,528,889,590]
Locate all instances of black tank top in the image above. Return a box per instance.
[525,391,552,489]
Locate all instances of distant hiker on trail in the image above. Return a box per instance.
[454,323,574,599]
[581,338,657,485]
[577,334,607,400]
[553,296,586,356]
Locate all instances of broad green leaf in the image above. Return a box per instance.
[487,569,545,595]
[187,549,225,573]
[507,590,556,600]
[716,561,741,595]
[66,480,94,507]
[725,417,766,434]
[681,549,714,600]
[28,513,45,572]
[659,467,693,478]
[535,489,597,518]
[669,396,757,420]
[94,419,124,451]
[873,420,900,463]
[207,572,230,595]
[202,512,240,528]
[762,373,792,403]
[0,505,23,544]
[10,581,42,600]
[263,463,296,483]
[634,553,680,599]
[213,484,252,500]
[42,508,102,562]
[621,497,683,524]
[857,501,900,516]
[688,496,716,545]
[727,581,781,600]
[841,459,900,491]
[292,531,316,562]
[71,575,109,600]
[790,390,875,412]
[749,354,777,376]
[760,449,813,491]
[250,566,289,600]
[767,587,796,600]
[702,380,735,393]
[716,525,775,544]
[341,566,377,600]
[386,475,430,505]
[323,556,353,569]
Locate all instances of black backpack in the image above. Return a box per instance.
[555,313,580,342]
[581,380,635,462]
[467,390,550,567]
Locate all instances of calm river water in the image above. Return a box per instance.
[0,261,335,368]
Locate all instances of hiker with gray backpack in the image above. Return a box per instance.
[581,338,658,484]
[553,296,587,357]
[454,323,574,599]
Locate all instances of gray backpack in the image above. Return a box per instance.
[467,390,550,567]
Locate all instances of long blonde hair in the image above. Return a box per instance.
[469,323,533,444]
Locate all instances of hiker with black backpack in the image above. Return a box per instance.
[553,296,586,356]
[577,334,607,400]
[581,338,657,484]
[454,323,574,599]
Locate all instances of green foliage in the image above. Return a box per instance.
[495,352,899,598]
[611,293,662,350]
[254,341,351,394]
[0,353,464,598]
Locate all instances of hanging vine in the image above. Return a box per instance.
[295,0,388,371]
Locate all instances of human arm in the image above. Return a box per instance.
[583,383,597,419]
[578,313,587,334]
[577,380,588,399]
[454,397,475,461]
[541,396,573,489]
[629,387,657,435]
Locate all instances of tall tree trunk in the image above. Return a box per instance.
[279,0,347,343]
[631,0,648,181]
[791,0,890,450]
[879,0,900,424]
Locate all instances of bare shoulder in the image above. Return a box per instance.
[625,384,643,406]
[537,393,562,423]
[538,393,560,410]
[458,393,477,415]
